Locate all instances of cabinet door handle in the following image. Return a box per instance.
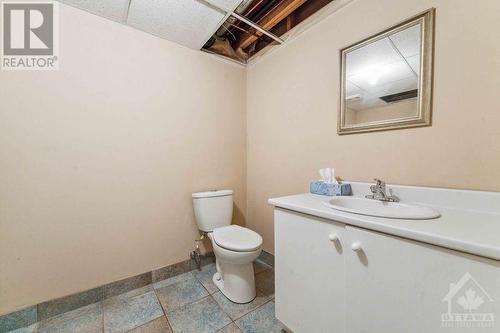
[329,233,339,242]
[351,242,362,252]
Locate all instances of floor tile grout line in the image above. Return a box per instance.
[164,314,174,333]
[117,290,167,333]
[190,269,213,296]
[152,287,175,333]
[213,290,275,323]
[154,280,205,314]
[186,264,274,323]
[121,315,168,333]
[232,298,277,333]
[104,287,167,333]
[155,271,213,314]
[101,300,105,333]
[211,293,237,322]
[230,297,275,322]
[168,293,238,333]
[208,294,234,329]
[168,293,234,330]
[212,292,266,323]
[163,294,215,319]
[215,321,239,333]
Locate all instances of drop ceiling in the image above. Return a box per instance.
[59,0,336,64]
[204,0,335,62]
[60,0,242,49]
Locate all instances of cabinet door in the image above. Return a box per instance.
[275,208,346,333]
[345,226,500,333]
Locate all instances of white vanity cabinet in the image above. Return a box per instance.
[275,208,500,333]
[275,208,346,333]
[345,226,500,333]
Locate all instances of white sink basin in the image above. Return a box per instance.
[323,197,440,220]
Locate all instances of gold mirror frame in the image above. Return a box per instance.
[338,8,435,135]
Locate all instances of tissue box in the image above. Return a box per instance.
[310,181,352,196]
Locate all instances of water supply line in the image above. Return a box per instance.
[190,231,208,271]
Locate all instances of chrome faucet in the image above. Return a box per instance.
[365,178,399,202]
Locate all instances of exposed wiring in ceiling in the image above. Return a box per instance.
[221,23,237,41]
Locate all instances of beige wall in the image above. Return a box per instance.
[0,4,246,315]
[247,0,500,254]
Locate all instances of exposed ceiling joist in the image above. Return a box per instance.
[203,0,335,62]
[236,0,307,49]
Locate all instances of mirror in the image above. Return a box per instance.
[338,9,435,134]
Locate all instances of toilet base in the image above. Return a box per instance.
[213,264,256,304]
[207,232,261,304]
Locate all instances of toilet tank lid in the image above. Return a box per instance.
[192,190,233,198]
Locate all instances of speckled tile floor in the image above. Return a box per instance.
[9,260,284,333]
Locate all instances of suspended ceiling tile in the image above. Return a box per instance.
[209,0,243,11]
[346,38,401,77]
[59,0,130,22]
[406,54,421,74]
[390,23,422,58]
[348,60,414,92]
[345,81,363,96]
[127,0,240,50]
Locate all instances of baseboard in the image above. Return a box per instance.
[258,250,274,268]
[0,253,215,332]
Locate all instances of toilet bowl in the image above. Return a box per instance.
[209,225,262,303]
[192,190,263,303]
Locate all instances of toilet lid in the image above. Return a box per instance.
[213,225,263,252]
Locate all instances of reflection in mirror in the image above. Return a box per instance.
[345,23,421,124]
[338,9,434,134]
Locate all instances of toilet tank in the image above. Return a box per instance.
[192,190,233,232]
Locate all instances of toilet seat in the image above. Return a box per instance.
[213,225,263,252]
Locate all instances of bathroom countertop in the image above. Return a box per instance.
[268,191,500,261]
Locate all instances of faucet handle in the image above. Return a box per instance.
[367,178,398,202]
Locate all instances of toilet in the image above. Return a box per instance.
[192,190,263,303]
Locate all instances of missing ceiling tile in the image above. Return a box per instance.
[201,0,335,61]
